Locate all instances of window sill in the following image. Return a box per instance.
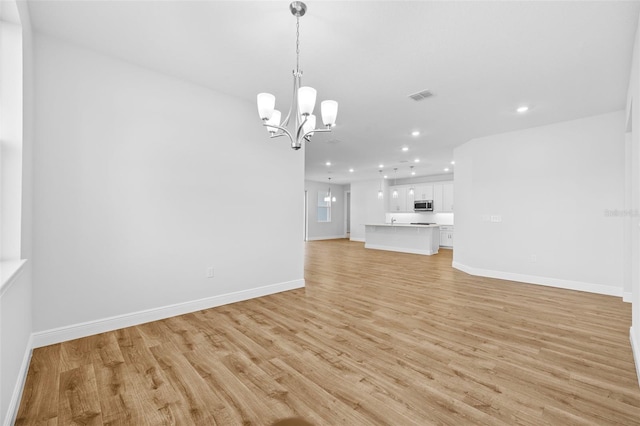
[0,259,27,297]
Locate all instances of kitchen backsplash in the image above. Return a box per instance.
[385,212,454,225]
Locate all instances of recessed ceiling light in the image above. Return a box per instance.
[402,147,409,152]
[384,175,388,179]
[326,161,331,166]
[444,168,450,172]
[411,171,416,175]
[516,106,529,113]
[411,130,420,137]
[414,158,420,163]
[451,161,455,165]
[349,168,354,173]
[379,164,384,168]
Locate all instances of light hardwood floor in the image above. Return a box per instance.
[16,239,640,425]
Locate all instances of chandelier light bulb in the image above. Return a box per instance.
[257,93,275,120]
[298,87,317,116]
[321,100,338,127]
[265,110,281,134]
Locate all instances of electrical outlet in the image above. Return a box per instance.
[206,267,214,278]
[491,215,502,223]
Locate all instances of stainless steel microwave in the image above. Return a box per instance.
[414,200,433,211]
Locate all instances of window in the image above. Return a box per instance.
[317,191,331,222]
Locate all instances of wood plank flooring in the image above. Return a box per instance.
[15,239,640,425]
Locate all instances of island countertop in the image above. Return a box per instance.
[364,224,440,255]
[365,223,441,228]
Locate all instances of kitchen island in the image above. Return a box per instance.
[365,223,440,255]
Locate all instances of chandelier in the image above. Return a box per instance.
[324,177,336,203]
[256,1,338,150]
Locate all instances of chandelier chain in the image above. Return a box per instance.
[296,16,300,72]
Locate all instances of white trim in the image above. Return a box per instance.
[306,235,347,241]
[350,237,365,242]
[4,334,33,426]
[365,243,438,256]
[452,261,623,297]
[0,259,27,297]
[630,327,640,389]
[624,292,633,303]
[32,279,304,348]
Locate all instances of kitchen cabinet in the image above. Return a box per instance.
[414,184,433,201]
[388,182,452,213]
[439,225,454,248]
[443,183,454,212]
[389,186,408,212]
[433,182,454,212]
[406,186,415,208]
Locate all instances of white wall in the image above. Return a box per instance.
[305,180,346,240]
[32,36,304,338]
[1,267,31,426]
[350,179,388,242]
[625,13,640,387]
[0,1,34,424]
[0,13,22,261]
[453,111,625,296]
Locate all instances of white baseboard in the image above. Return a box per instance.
[32,279,304,348]
[306,235,347,241]
[4,335,33,426]
[631,327,640,389]
[350,237,365,242]
[624,292,633,303]
[452,261,622,297]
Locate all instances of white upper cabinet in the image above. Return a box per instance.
[433,182,454,212]
[389,186,409,212]
[414,184,433,201]
[443,183,454,212]
[388,182,453,213]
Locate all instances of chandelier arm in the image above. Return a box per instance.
[301,127,331,141]
[296,115,309,141]
[262,123,295,145]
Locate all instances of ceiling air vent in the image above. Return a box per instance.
[408,89,433,101]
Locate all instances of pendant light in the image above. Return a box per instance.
[392,168,399,199]
[324,177,336,203]
[409,166,415,195]
[377,170,384,199]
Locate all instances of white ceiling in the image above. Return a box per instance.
[26,0,640,184]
